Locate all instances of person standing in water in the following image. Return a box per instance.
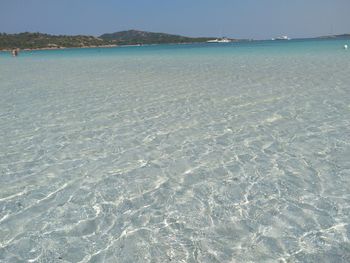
[11,49,19,57]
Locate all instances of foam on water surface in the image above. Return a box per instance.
[0,39,350,262]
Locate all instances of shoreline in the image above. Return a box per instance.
[0,40,245,53]
[0,44,119,52]
[0,43,199,52]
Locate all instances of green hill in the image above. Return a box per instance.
[0,32,113,50]
[0,30,229,50]
[99,29,216,45]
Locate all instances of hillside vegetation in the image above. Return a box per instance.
[0,32,112,50]
[0,30,218,50]
[100,30,216,45]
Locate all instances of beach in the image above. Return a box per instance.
[0,39,350,262]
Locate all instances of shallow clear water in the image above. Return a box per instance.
[0,39,350,262]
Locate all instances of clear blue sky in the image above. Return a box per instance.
[0,0,349,39]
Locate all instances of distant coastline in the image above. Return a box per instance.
[0,30,349,52]
[0,42,223,53]
[0,30,226,51]
[0,44,119,52]
[316,34,350,39]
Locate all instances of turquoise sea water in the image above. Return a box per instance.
[0,39,350,262]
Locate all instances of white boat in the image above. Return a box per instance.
[272,36,291,41]
[207,37,231,43]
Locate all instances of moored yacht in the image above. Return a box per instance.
[207,37,231,43]
[272,35,291,41]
